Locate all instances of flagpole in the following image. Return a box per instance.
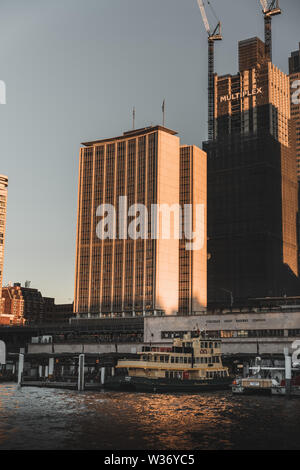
[162,99,165,127]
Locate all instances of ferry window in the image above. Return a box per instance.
[201,342,204,348]
[171,357,174,363]
[180,357,184,364]
[160,356,164,362]
[188,357,191,364]
[209,342,213,348]
[165,355,169,362]
[184,357,187,364]
[214,342,218,348]
[216,356,220,363]
[175,357,179,363]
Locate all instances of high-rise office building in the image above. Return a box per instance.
[1,284,24,325]
[204,37,300,305]
[0,175,8,315]
[74,126,207,316]
[289,43,300,179]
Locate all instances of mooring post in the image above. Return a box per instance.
[284,347,292,397]
[48,357,54,377]
[78,354,85,391]
[101,367,105,386]
[17,353,24,386]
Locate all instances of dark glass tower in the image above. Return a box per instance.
[204,37,300,305]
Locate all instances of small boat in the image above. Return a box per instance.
[232,357,286,395]
[105,333,232,393]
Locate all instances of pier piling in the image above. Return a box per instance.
[78,354,85,391]
[101,367,105,386]
[17,353,24,386]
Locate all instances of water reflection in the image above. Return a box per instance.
[0,384,299,450]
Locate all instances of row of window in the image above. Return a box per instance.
[165,370,227,379]
[161,329,300,339]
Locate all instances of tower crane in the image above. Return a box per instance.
[259,0,282,61]
[197,0,222,141]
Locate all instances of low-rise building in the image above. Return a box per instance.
[1,284,24,325]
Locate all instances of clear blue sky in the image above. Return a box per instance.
[0,0,299,303]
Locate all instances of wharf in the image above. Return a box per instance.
[20,380,104,391]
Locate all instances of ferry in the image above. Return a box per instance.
[232,356,300,396]
[105,333,231,393]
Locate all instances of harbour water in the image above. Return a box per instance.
[0,383,300,450]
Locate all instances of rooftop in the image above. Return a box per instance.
[82,125,178,147]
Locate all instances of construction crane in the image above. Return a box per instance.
[259,0,282,61]
[197,0,222,141]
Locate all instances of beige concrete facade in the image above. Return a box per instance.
[144,311,300,355]
[0,175,8,316]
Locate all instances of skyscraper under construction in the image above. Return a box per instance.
[203,37,300,305]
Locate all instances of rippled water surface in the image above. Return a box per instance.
[0,383,300,450]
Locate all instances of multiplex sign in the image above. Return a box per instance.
[220,87,263,103]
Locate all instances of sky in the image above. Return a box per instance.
[0,0,299,304]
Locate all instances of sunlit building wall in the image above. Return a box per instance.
[179,146,207,313]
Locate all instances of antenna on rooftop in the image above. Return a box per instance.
[132,106,136,130]
[162,99,166,127]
